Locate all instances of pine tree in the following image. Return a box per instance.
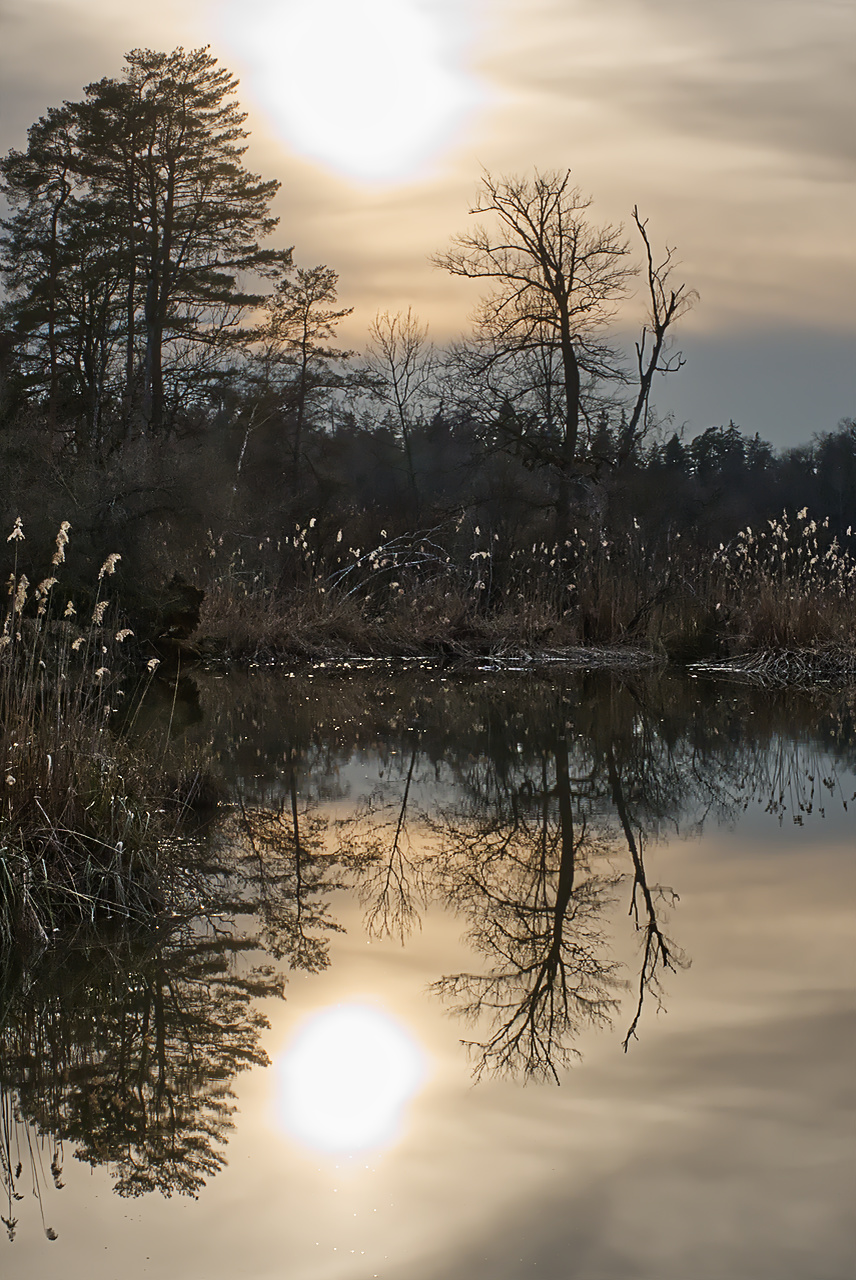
[254,265,353,480]
[0,46,286,443]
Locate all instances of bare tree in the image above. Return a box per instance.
[363,308,436,516]
[434,170,631,531]
[617,207,698,464]
[434,169,695,535]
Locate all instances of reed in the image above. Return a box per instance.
[713,510,856,650]
[195,510,855,666]
[0,519,184,948]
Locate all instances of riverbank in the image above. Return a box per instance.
[190,577,856,686]
[189,510,855,668]
[2,509,853,950]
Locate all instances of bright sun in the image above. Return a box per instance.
[274,1003,427,1155]
[221,0,480,182]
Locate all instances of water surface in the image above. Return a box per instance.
[2,668,854,1278]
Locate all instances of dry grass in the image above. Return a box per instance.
[713,510,856,652]
[194,510,856,668]
[198,578,581,660]
[0,519,196,948]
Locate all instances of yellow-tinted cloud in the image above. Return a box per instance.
[1,0,853,439]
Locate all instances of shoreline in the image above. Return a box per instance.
[174,636,856,689]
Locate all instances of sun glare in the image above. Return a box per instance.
[220,0,480,182]
[275,1003,427,1155]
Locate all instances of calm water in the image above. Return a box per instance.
[2,667,855,1279]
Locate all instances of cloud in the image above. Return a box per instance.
[0,1,200,149]
[652,325,856,443]
[495,0,856,179]
[409,999,856,1280]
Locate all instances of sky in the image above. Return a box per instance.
[0,0,854,447]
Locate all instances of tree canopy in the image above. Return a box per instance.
[0,46,285,442]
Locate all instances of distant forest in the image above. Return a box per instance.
[1,47,853,632]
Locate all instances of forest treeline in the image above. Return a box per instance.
[1,46,853,654]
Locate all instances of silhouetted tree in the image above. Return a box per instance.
[362,308,437,517]
[0,47,284,440]
[249,263,353,485]
[433,170,694,539]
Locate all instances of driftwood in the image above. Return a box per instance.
[689,647,856,689]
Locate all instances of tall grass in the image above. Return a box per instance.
[713,510,856,649]
[0,519,174,947]
[195,510,856,663]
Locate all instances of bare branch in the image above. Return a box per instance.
[618,207,698,463]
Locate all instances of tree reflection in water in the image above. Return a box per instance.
[340,672,852,1081]
[421,727,689,1081]
[1,670,853,1230]
[427,737,626,1082]
[0,927,278,1216]
[0,735,357,1230]
[340,738,427,943]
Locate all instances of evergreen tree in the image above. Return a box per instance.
[0,47,285,442]
[252,264,353,482]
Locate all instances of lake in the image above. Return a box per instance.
[2,666,854,1279]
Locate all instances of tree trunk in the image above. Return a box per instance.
[556,304,581,547]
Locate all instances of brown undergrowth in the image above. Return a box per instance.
[194,511,855,667]
[0,519,207,948]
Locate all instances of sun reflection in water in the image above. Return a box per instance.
[275,1003,427,1154]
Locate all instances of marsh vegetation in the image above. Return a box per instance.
[0,519,215,947]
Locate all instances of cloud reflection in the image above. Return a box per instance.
[275,1003,427,1154]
